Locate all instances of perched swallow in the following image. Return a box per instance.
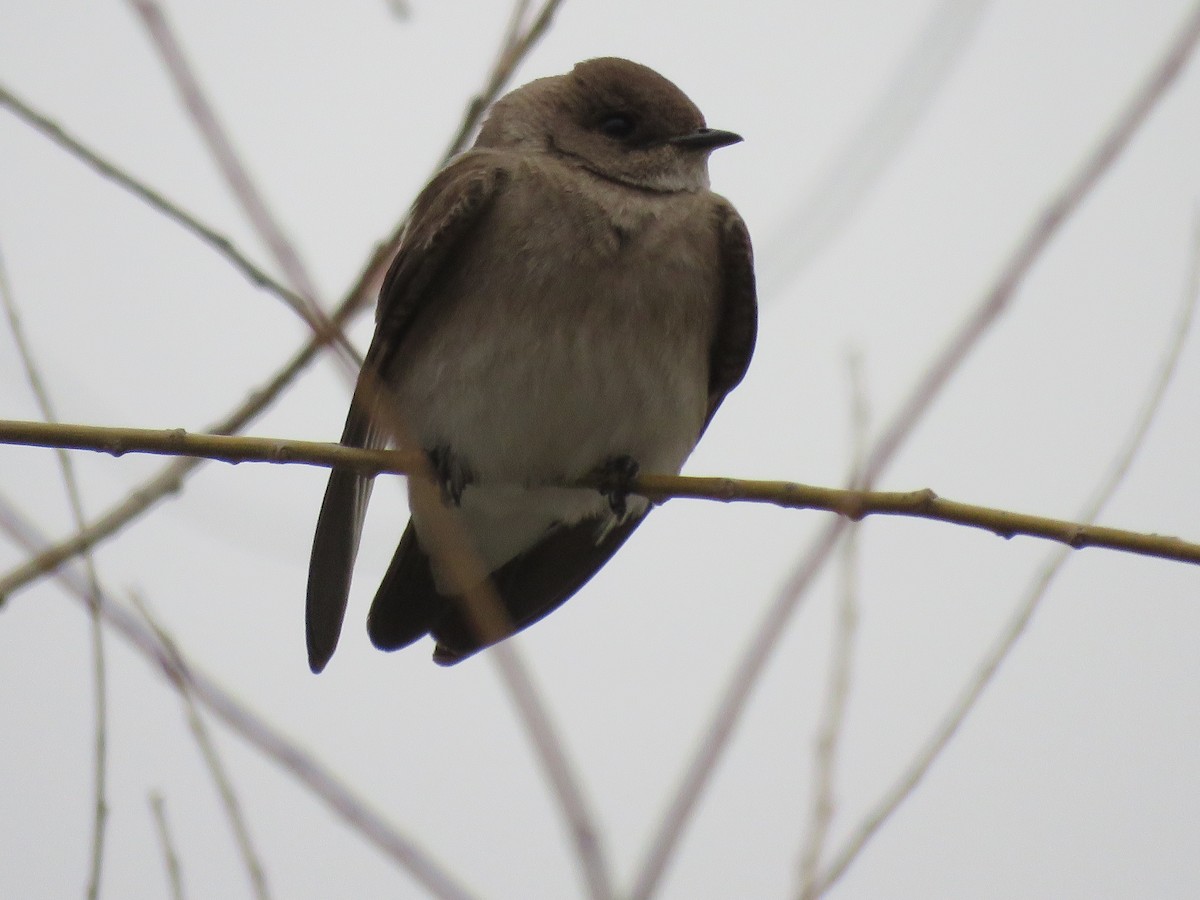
[306,57,756,671]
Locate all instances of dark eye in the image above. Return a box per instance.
[598,113,636,139]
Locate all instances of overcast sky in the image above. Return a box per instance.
[2,1,1199,898]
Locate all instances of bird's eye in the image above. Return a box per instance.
[598,113,636,139]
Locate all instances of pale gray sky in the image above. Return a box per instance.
[2,2,1199,898]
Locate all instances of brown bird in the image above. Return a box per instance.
[306,57,756,671]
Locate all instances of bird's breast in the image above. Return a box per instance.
[389,168,723,485]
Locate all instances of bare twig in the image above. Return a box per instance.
[0,495,479,900]
[493,647,613,900]
[134,595,272,900]
[500,0,535,51]
[629,5,1200,896]
[404,472,614,900]
[128,2,332,328]
[1,420,1197,588]
[810,210,1200,897]
[796,353,869,899]
[0,246,110,900]
[149,792,186,900]
[440,0,566,160]
[0,81,360,368]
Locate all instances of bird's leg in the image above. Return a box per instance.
[592,454,640,521]
[427,445,473,506]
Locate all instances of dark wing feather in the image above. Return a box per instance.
[305,156,507,673]
[365,521,442,653]
[703,202,758,430]
[429,516,644,666]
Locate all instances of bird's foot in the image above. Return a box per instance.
[428,445,473,506]
[592,454,640,521]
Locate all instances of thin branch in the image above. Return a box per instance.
[133,595,272,900]
[439,0,567,161]
[404,473,614,900]
[0,420,1197,591]
[629,5,1200,895]
[0,0,563,604]
[149,792,186,900]
[0,494,480,900]
[796,353,869,900]
[500,0,535,52]
[0,421,426,476]
[811,209,1200,898]
[0,245,110,900]
[127,2,330,321]
[491,648,613,900]
[0,81,360,368]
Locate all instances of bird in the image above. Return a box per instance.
[306,57,757,671]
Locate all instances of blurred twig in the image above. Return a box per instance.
[133,594,272,900]
[796,352,869,900]
[149,792,186,900]
[0,494,480,900]
[810,209,1200,897]
[629,4,1200,896]
[0,81,360,368]
[440,0,566,160]
[0,245,110,900]
[405,473,614,900]
[127,1,338,343]
[760,0,992,296]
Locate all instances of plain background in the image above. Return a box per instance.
[2,1,1199,897]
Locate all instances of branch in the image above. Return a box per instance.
[0,418,1196,599]
[0,81,360,367]
[148,792,186,900]
[127,1,334,331]
[403,475,614,900]
[439,0,567,161]
[796,352,869,900]
[134,595,273,900]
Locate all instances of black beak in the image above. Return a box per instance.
[668,128,743,151]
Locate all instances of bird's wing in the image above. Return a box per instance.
[703,200,758,431]
[428,515,645,666]
[305,155,508,672]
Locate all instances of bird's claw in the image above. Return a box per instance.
[593,454,640,521]
[428,445,472,506]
